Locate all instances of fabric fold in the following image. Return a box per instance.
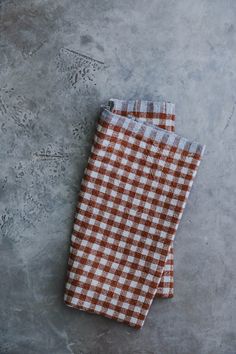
[64,101,205,328]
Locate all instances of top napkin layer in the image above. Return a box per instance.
[64,105,205,328]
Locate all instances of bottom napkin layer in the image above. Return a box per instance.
[64,108,205,328]
[109,99,176,299]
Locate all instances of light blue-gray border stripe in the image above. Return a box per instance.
[108,98,175,115]
[100,109,205,156]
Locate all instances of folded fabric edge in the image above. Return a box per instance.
[64,299,145,329]
[100,108,206,158]
[108,98,175,116]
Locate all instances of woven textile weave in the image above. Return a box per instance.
[64,99,205,328]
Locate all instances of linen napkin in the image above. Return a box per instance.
[64,100,205,328]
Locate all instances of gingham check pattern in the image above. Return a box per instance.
[109,99,175,298]
[64,104,205,328]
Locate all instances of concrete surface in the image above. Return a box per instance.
[0,0,236,353]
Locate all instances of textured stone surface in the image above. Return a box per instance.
[0,0,236,353]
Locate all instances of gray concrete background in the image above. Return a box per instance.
[0,0,236,353]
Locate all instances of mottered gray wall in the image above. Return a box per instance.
[0,0,236,353]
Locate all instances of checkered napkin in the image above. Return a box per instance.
[64,99,205,328]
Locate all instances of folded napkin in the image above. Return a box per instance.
[64,99,205,328]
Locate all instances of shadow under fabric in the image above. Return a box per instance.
[64,99,205,328]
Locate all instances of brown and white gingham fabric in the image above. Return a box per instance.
[109,99,175,298]
[64,100,205,328]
